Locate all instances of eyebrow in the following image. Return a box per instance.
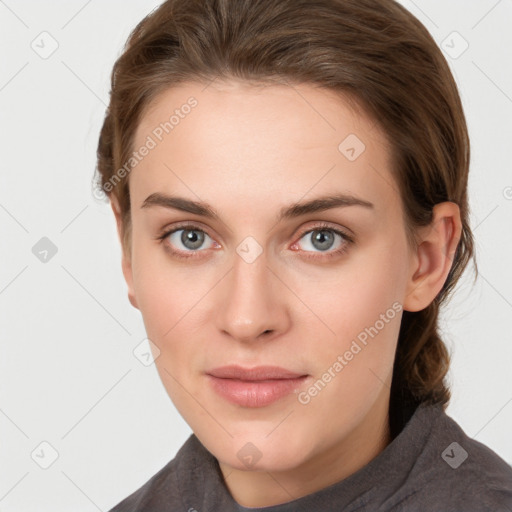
[141,192,374,223]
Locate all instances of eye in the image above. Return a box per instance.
[157,222,354,261]
[157,224,218,259]
[292,223,353,260]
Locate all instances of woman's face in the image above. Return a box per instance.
[122,80,417,474]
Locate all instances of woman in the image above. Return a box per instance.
[95,0,512,510]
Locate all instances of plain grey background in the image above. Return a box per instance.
[1,1,511,510]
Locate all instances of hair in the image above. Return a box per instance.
[95,0,476,434]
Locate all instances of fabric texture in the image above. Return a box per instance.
[108,402,512,511]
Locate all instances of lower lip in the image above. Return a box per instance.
[207,375,309,407]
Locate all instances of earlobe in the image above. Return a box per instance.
[110,196,139,310]
[122,258,139,310]
[403,202,462,312]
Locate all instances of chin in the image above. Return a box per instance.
[222,449,306,473]
[204,428,313,472]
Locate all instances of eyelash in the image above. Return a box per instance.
[156,222,354,261]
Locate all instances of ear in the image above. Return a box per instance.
[110,195,139,310]
[403,202,462,312]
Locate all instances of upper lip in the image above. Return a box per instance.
[207,365,307,381]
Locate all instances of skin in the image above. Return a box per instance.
[110,80,461,507]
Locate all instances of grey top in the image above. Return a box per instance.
[108,402,512,511]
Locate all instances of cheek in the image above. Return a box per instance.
[300,245,406,347]
[297,242,407,402]
[130,243,214,379]
[297,271,403,430]
[131,256,203,404]
[130,237,197,329]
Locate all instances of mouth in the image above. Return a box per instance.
[206,365,310,408]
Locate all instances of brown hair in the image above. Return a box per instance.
[95,0,476,429]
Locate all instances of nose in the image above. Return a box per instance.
[215,247,290,344]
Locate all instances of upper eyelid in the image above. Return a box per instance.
[158,220,213,238]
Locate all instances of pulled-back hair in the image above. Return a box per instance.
[95,0,476,431]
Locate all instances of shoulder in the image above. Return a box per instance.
[391,404,512,511]
[107,435,195,512]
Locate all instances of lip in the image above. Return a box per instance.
[207,365,306,380]
[206,365,309,407]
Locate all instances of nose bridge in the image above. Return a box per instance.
[216,239,287,342]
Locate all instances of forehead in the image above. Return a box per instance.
[130,80,399,218]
